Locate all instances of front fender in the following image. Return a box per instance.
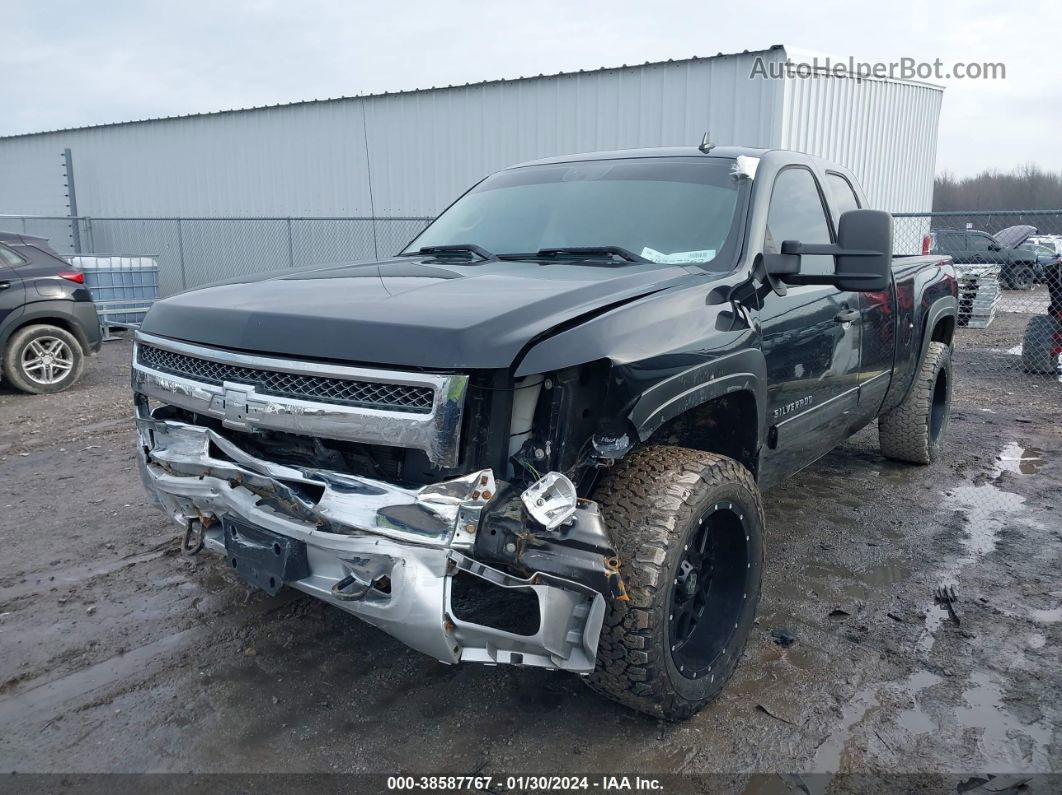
[512,279,766,456]
[513,279,729,377]
[626,348,767,447]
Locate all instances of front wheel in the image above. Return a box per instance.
[1007,266,1035,291]
[879,341,952,464]
[587,446,765,721]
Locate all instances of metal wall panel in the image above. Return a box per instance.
[0,47,941,219]
[780,67,943,212]
[0,106,375,217]
[0,50,786,218]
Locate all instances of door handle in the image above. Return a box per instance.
[0,281,10,291]
[834,309,860,323]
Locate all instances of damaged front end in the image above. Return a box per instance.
[133,334,625,673]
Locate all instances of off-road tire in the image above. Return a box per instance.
[879,341,952,464]
[1021,314,1061,374]
[2,324,85,394]
[587,446,765,721]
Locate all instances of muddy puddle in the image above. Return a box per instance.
[996,443,1046,475]
[813,670,943,774]
[811,665,1054,774]
[801,438,1058,775]
[774,560,913,606]
[917,441,1047,655]
[955,672,1054,771]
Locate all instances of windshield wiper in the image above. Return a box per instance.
[399,244,498,261]
[531,246,650,263]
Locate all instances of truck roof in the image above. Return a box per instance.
[508,146,773,170]
[506,146,859,179]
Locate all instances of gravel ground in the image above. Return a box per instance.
[0,324,1059,787]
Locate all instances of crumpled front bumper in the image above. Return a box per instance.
[136,410,605,672]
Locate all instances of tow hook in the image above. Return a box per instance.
[181,518,206,556]
[331,574,371,602]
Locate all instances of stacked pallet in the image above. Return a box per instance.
[954,264,1001,328]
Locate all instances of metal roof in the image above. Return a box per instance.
[0,44,943,225]
[1,45,792,141]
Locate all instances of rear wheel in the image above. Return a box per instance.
[2,324,85,394]
[1022,314,1062,374]
[587,446,764,721]
[879,341,952,464]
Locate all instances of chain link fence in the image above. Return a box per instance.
[2,211,1060,382]
[894,211,1062,383]
[0,215,433,298]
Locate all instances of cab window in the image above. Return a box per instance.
[826,173,861,216]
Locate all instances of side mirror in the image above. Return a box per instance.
[834,209,892,291]
[763,209,893,292]
[988,242,1001,251]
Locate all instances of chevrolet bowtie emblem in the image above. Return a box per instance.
[222,383,255,431]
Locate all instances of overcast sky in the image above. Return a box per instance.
[2,0,1057,177]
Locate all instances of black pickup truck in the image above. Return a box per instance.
[133,146,957,720]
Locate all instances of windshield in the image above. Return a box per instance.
[404,158,745,267]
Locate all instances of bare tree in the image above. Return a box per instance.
[934,164,1062,211]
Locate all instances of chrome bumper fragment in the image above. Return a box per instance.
[136,413,604,672]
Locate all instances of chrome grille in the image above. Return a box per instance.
[137,344,434,413]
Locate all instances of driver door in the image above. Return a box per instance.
[757,167,862,483]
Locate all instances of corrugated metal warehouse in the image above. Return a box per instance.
[0,45,942,295]
[0,45,941,216]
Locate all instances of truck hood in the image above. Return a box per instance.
[995,225,1036,249]
[140,256,695,369]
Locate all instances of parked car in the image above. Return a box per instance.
[1026,234,1062,257]
[1018,242,1062,284]
[929,226,1039,290]
[0,232,101,393]
[132,146,957,720]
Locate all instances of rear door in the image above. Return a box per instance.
[758,166,862,479]
[0,244,27,331]
[930,230,968,262]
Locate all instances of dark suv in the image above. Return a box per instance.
[929,226,1038,289]
[0,232,101,393]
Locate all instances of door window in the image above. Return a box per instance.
[932,231,966,252]
[765,168,835,276]
[0,245,25,267]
